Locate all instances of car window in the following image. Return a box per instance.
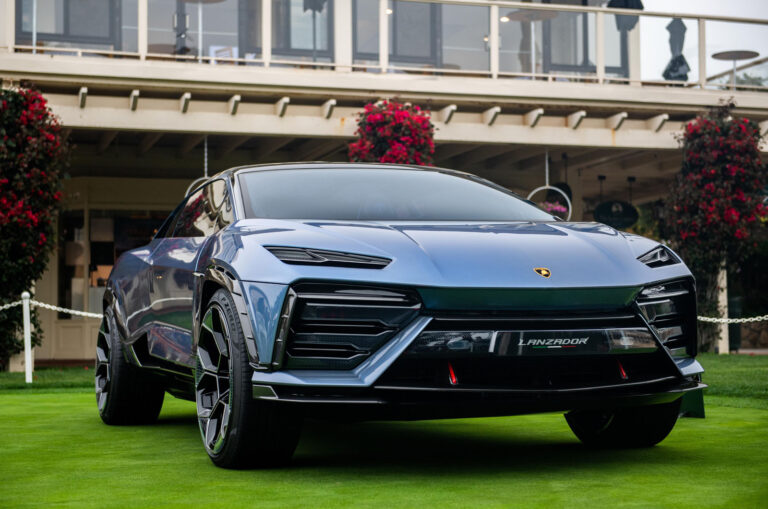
[238,168,556,221]
[210,179,234,227]
[173,179,233,238]
[154,200,186,239]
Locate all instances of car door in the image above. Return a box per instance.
[148,181,227,368]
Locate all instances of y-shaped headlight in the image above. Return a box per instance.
[638,245,680,268]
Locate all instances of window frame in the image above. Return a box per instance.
[153,198,188,240]
[540,0,629,77]
[157,178,234,240]
[353,0,439,66]
[15,0,122,48]
[271,0,335,60]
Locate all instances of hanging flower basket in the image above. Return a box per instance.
[348,100,435,166]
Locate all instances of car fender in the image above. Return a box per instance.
[194,262,262,367]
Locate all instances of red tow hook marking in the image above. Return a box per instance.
[618,360,628,380]
[448,362,458,386]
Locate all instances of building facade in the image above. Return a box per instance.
[1,0,767,364]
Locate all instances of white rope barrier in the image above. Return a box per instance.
[1,292,768,385]
[0,294,103,384]
[29,300,104,319]
[696,315,768,324]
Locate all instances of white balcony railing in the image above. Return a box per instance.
[3,0,768,91]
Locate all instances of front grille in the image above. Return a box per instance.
[282,283,421,369]
[636,279,697,356]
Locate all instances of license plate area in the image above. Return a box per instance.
[407,328,658,357]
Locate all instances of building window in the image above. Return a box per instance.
[57,209,168,317]
[272,0,334,62]
[147,0,256,61]
[352,0,377,65]
[353,0,489,71]
[16,0,137,52]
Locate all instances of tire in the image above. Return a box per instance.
[195,288,302,469]
[565,398,682,448]
[95,307,165,425]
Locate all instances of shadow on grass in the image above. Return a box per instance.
[149,410,689,474]
[293,419,691,474]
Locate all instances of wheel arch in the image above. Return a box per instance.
[194,263,261,366]
[101,284,131,347]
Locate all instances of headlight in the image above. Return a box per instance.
[637,245,680,268]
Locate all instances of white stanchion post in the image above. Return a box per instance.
[21,291,32,383]
[717,266,730,354]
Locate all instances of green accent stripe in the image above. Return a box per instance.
[417,286,641,311]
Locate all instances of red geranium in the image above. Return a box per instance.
[348,100,435,166]
[0,88,69,368]
[666,102,766,350]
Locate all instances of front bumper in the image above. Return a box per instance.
[253,377,705,421]
[251,315,705,420]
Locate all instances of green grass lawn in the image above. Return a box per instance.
[2,354,767,508]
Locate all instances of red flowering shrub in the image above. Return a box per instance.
[0,88,69,368]
[666,103,766,350]
[348,100,435,166]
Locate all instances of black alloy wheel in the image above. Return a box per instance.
[96,307,165,425]
[195,303,233,455]
[565,398,682,448]
[195,289,302,469]
[95,315,112,413]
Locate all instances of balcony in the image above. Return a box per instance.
[3,0,767,92]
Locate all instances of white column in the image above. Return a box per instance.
[197,1,203,62]
[138,0,148,60]
[32,0,37,52]
[262,0,272,67]
[334,0,352,71]
[378,0,388,72]
[1,0,15,52]
[717,265,730,354]
[489,5,499,79]
[595,11,605,84]
[698,18,706,88]
[628,19,641,85]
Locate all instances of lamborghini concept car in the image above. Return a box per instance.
[96,163,705,468]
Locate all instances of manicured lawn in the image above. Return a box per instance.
[2,354,767,508]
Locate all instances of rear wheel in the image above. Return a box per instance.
[195,289,302,469]
[565,398,682,448]
[95,308,165,425]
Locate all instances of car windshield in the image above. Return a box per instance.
[238,167,556,222]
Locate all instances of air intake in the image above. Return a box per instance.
[282,283,421,369]
[636,279,697,356]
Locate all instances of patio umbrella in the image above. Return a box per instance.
[662,18,690,81]
[304,0,328,62]
[607,0,643,32]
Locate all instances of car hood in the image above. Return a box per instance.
[220,219,690,289]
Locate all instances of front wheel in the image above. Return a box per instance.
[565,398,682,448]
[195,289,302,469]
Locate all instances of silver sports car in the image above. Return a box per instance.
[96,163,705,468]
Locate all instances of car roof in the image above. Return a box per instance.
[211,161,477,181]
